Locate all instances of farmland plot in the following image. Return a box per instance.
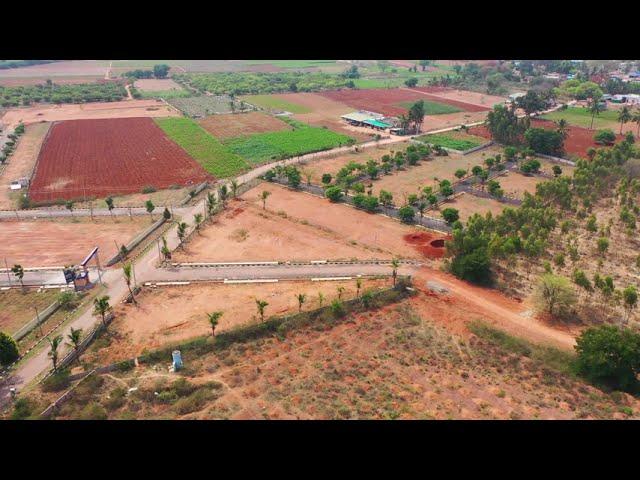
[29,117,211,203]
[199,112,290,140]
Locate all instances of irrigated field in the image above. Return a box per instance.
[198,112,290,140]
[0,216,149,267]
[29,117,212,203]
[417,131,489,151]
[541,106,636,133]
[165,96,236,118]
[154,117,248,177]
[223,120,353,164]
[242,95,312,114]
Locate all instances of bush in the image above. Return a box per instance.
[524,128,564,156]
[575,325,640,393]
[78,402,108,420]
[0,332,19,366]
[532,274,576,318]
[11,397,36,420]
[321,173,332,185]
[330,300,345,318]
[173,388,212,415]
[594,129,616,145]
[141,185,157,194]
[324,186,343,202]
[41,369,71,392]
[450,247,491,284]
[441,208,459,225]
[398,205,415,223]
[57,291,79,311]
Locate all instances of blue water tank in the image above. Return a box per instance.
[172,350,183,370]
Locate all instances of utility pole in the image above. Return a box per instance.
[4,258,11,286]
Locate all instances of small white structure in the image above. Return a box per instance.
[10,178,28,190]
[508,92,526,103]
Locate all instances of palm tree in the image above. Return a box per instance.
[207,311,223,337]
[93,296,112,327]
[355,278,362,298]
[65,200,74,218]
[417,201,427,218]
[633,109,640,136]
[318,292,325,308]
[231,180,239,198]
[255,299,268,322]
[390,258,400,286]
[206,192,217,220]
[194,213,203,233]
[11,264,24,292]
[219,185,228,206]
[177,222,188,247]
[555,119,569,139]
[47,334,63,372]
[66,327,83,364]
[618,105,632,134]
[587,96,604,130]
[296,293,306,313]
[261,190,271,210]
[337,286,345,300]
[122,262,137,305]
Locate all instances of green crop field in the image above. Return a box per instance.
[155,118,249,178]
[417,131,487,151]
[541,106,623,129]
[397,100,462,115]
[137,89,192,100]
[224,120,353,164]
[242,94,311,113]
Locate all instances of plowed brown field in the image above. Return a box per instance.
[199,112,290,139]
[29,117,211,203]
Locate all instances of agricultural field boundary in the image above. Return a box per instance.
[170,259,422,268]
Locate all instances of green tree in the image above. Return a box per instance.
[122,262,137,305]
[193,213,203,233]
[207,311,223,337]
[404,77,418,88]
[255,299,268,322]
[455,169,467,179]
[161,236,171,262]
[575,325,640,392]
[441,208,459,225]
[587,94,604,130]
[594,129,616,145]
[622,286,638,323]
[532,274,576,318]
[379,190,393,207]
[153,64,170,79]
[0,332,19,366]
[65,200,74,217]
[618,105,632,134]
[260,190,271,210]
[93,296,111,327]
[398,205,415,223]
[145,200,155,221]
[11,264,24,291]
[105,197,114,217]
[66,327,83,364]
[177,222,188,247]
[390,258,400,286]
[163,207,171,220]
[325,186,343,202]
[47,334,63,372]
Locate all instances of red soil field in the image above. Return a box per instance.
[29,117,212,203]
[319,88,490,116]
[199,111,290,139]
[468,119,624,159]
[403,232,449,259]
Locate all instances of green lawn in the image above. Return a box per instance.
[155,118,249,178]
[138,89,191,100]
[242,94,311,114]
[224,121,353,164]
[417,132,487,151]
[541,107,622,130]
[397,100,462,115]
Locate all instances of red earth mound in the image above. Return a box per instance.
[29,117,212,203]
[403,232,449,259]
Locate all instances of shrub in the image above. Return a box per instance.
[325,186,343,202]
[321,173,332,185]
[173,388,212,415]
[575,325,640,393]
[532,274,576,318]
[41,369,71,392]
[11,398,35,420]
[524,128,564,156]
[0,332,19,366]
[398,205,415,223]
[141,185,157,194]
[57,291,79,311]
[441,208,459,225]
[78,402,108,420]
[594,129,616,145]
[330,300,345,318]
